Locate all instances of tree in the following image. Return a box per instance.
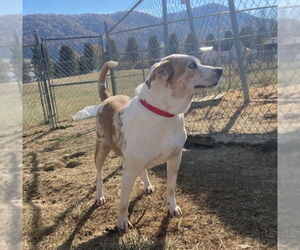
[185,33,198,54]
[93,44,104,70]
[23,60,32,83]
[79,43,96,74]
[205,33,217,49]
[58,45,78,77]
[221,30,234,51]
[256,25,267,45]
[105,39,119,61]
[30,45,51,76]
[125,37,140,65]
[240,26,254,49]
[255,10,268,45]
[52,62,61,78]
[30,46,40,74]
[147,35,160,65]
[168,33,179,54]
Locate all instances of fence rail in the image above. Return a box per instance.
[23,0,277,142]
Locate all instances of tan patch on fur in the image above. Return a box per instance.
[163,56,194,98]
[96,95,130,156]
[146,55,196,94]
[98,63,111,101]
[145,60,174,88]
[112,112,125,153]
[98,85,110,101]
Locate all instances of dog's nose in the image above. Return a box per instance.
[215,68,223,78]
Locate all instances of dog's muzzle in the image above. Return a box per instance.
[194,68,223,89]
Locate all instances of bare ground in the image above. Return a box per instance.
[186,85,277,138]
[23,121,277,249]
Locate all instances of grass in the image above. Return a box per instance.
[22,123,277,249]
[23,62,277,129]
[23,69,146,128]
[21,60,278,249]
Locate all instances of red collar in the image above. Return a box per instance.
[139,99,175,118]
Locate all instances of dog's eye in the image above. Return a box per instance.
[188,62,197,69]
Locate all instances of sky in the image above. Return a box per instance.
[1,0,283,18]
[0,0,22,15]
[23,0,136,15]
[11,0,279,16]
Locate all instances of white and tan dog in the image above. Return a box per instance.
[90,54,222,231]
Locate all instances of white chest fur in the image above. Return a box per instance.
[118,97,187,169]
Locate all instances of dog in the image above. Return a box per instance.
[93,54,222,231]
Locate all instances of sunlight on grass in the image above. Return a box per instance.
[24,63,277,128]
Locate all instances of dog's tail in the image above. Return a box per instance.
[98,60,118,101]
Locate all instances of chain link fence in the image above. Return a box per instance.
[105,0,277,142]
[23,35,107,131]
[44,35,105,124]
[23,0,277,143]
[23,44,49,128]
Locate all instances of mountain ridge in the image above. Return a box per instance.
[23,3,277,58]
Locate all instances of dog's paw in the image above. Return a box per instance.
[117,217,133,232]
[95,196,106,206]
[169,205,182,217]
[145,185,155,195]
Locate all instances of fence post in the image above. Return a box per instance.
[217,14,221,66]
[99,34,105,67]
[183,0,199,58]
[162,0,169,56]
[104,21,117,96]
[228,0,250,103]
[33,33,48,124]
[33,30,55,129]
[41,38,58,127]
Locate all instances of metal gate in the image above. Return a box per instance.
[24,32,105,129]
[44,34,105,127]
[23,31,58,129]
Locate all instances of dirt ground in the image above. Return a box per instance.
[23,120,277,250]
[185,85,277,137]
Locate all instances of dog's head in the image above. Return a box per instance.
[145,54,222,97]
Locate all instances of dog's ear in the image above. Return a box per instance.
[145,60,173,89]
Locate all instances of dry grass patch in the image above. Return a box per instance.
[23,122,276,249]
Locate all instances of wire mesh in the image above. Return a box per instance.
[105,0,277,141]
[23,36,107,129]
[23,44,49,129]
[23,0,278,143]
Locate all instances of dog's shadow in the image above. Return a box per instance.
[49,143,275,249]
[59,186,172,250]
[152,145,277,247]
[72,211,171,250]
[57,203,98,250]
[63,192,170,250]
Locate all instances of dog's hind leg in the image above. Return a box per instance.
[140,169,155,194]
[94,139,110,206]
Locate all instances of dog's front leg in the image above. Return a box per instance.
[117,168,138,232]
[167,151,182,216]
